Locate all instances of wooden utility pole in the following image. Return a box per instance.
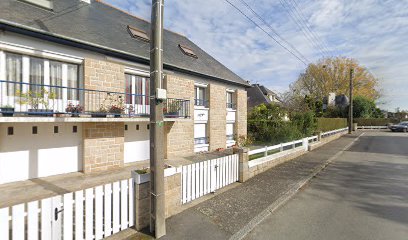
[348,68,354,134]
[149,0,166,237]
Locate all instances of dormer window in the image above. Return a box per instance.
[127,25,150,42]
[19,0,53,10]
[178,44,198,58]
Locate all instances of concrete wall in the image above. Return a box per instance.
[124,122,150,163]
[0,123,82,184]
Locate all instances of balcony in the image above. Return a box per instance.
[194,99,208,108]
[0,80,190,121]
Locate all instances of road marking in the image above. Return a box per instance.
[229,133,365,240]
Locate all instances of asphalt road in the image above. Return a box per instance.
[245,131,408,240]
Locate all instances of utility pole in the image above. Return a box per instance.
[149,0,166,238]
[348,68,354,134]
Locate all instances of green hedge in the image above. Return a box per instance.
[317,118,348,132]
[353,118,406,126]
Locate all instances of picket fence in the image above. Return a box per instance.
[0,179,134,240]
[181,154,239,204]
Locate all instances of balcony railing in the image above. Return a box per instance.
[226,102,236,109]
[194,99,208,107]
[194,137,209,145]
[226,134,235,141]
[0,80,190,118]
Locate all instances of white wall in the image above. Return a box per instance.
[124,122,149,163]
[0,123,82,184]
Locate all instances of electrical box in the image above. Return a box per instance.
[156,88,167,100]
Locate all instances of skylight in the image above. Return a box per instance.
[19,0,53,10]
[178,44,198,58]
[127,25,149,42]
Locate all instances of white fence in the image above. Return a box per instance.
[0,179,134,240]
[358,126,388,129]
[248,127,349,161]
[181,154,239,204]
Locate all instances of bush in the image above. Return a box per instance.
[353,118,399,126]
[317,118,348,132]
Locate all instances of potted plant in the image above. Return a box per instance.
[109,105,124,117]
[132,168,151,184]
[0,105,14,117]
[91,105,108,118]
[17,88,56,117]
[65,102,84,117]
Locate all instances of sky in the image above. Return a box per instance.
[105,0,408,111]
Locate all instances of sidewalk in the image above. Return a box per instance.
[124,132,359,240]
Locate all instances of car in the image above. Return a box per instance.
[390,121,408,132]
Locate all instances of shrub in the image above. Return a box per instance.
[353,118,398,126]
[317,118,348,132]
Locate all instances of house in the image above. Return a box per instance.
[247,84,281,110]
[0,0,249,185]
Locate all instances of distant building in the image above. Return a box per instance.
[247,84,282,110]
[323,93,349,110]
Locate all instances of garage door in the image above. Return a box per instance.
[124,123,150,163]
[0,123,82,185]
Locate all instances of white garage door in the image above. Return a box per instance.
[124,123,150,163]
[0,123,82,185]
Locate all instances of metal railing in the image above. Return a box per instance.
[0,80,190,118]
[226,134,235,141]
[194,137,209,145]
[194,98,208,107]
[226,102,236,109]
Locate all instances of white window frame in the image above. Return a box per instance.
[0,50,80,112]
[124,68,150,116]
[194,84,207,108]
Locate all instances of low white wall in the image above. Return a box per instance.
[0,123,82,184]
[124,122,150,163]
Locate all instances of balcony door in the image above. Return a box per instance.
[0,51,79,113]
[125,74,150,116]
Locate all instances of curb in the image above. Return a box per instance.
[229,133,364,240]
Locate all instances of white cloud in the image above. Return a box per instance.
[104,0,408,110]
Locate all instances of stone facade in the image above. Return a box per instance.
[134,172,182,230]
[235,89,248,139]
[208,84,227,151]
[82,122,124,173]
[164,75,195,158]
[83,58,125,112]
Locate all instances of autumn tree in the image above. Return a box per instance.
[288,57,380,103]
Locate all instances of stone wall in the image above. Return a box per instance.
[235,89,247,139]
[82,122,124,173]
[209,84,227,151]
[83,58,125,112]
[134,172,182,230]
[164,75,194,158]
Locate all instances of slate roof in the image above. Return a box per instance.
[0,0,249,87]
[247,84,281,109]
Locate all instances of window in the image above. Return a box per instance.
[226,91,235,109]
[125,74,150,110]
[29,57,44,94]
[194,123,208,145]
[178,44,198,58]
[195,86,207,106]
[127,25,149,42]
[5,53,22,96]
[50,61,63,99]
[226,123,234,141]
[67,64,79,100]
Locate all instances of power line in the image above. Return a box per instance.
[286,0,332,55]
[26,2,88,26]
[279,0,328,57]
[237,0,310,64]
[225,0,308,65]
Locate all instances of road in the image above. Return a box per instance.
[245,131,408,240]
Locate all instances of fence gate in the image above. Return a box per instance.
[181,154,239,204]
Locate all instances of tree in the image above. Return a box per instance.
[288,57,380,104]
[352,96,384,118]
